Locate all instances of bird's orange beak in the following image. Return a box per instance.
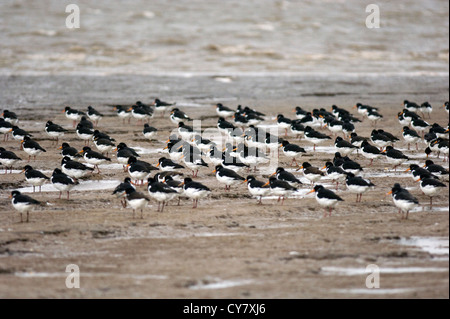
[263,181,270,187]
[386,190,392,195]
[270,172,276,177]
[405,168,410,172]
[381,150,386,153]
[127,107,132,112]
[322,165,327,169]
[242,179,247,184]
[212,169,216,173]
[307,189,315,194]
[156,163,160,167]
[58,145,63,150]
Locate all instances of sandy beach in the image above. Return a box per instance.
[0,74,448,298]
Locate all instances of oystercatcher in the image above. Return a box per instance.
[64,106,85,128]
[350,132,368,149]
[115,142,140,170]
[0,147,21,173]
[221,151,249,173]
[290,120,305,139]
[12,126,32,145]
[181,177,211,208]
[86,106,103,127]
[193,135,214,152]
[397,111,410,127]
[10,190,42,222]
[126,156,158,186]
[93,129,115,142]
[237,144,268,170]
[142,124,158,140]
[345,172,375,202]
[76,123,94,145]
[323,162,347,190]
[79,146,111,173]
[207,145,224,166]
[341,120,356,138]
[180,143,208,177]
[404,100,420,113]
[324,116,344,137]
[22,136,46,162]
[213,165,245,191]
[0,118,13,141]
[382,146,409,170]
[280,140,306,166]
[124,187,150,218]
[215,103,235,118]
[147,176,178,212]
[170,108,191,124]
[444,101,449,114]
[2,110,18,125]
[45,121,68,145]
[152,98,175,117]
[178,122,195,141]
[354,103,378,117]
[244,175,270,204]
[411,117,430,138]
[429,123,449,139]
[387,183,419,219]
[334,136,358,156]
[93,137,115,156]
[114,105,131,124]
[298,112,320,128]
[307,184,343,217]
[420,102,432,118]
[264,176,297,205]
[51,168,78,200]
[22,165,50,193]
[112,177,135,208]
[277,114,292,137]
[333,152,363,175]
[272,167,303,188]
[361,140,385,166]
[423,160,449,178]
[297,162,325,185]
[129,103,153,124]
[402,126,421,150]
[370,129,392,151]
[294,106,308,120]
[304,126,331,151]
[418,174,446,209]
[367,109,383,126]
[61,156,94,180]
[405,164,438,182]
[156,157,185,171]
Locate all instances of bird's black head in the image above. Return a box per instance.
[124,177,132,183]
[246,175,256,182]
[23,165,33,172]
[335,136,343,142]
[82,146,91,152]
[325,162,334,168]
[281,140,289,146]
[147,176,157,185]
[127,156,138,164]
[424,160,434,167]
[301,162,312,168]
[184,177,193,184]
[313,185,324,192]
[275,167,285,174]
[53,168,63,175]
[11,190,21,198]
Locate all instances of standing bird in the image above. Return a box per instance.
[418,174,446,209]
[423,160,449,178]
[22,165,50,193]
[45,121,68,145]
[0,147,21,174]
[124,187,150,219]
[272,167,303,188]
[263,176,297,205]
[50,168,78,200]
[215,103,235,118]
[280,140,306,166]
[297,162,325,185]
[126,156,158,186]
[79,146,111,174]
[2,110,19,125]
[361,140,385,166]
[411,117,430,139]
[86,106,103,127]
[244,175,271,204]
[59,143,82,161]
[181,177,211,208]
[142,124,158,140]
[10,190,42,223]
[76,123,94,145]
[61,156,94,180]
[420,102,432,118]
[405,164,438,182]
[387,183,419,219]
[277,114,292,137]
[147,176,178,213]
[152,98,175,117]
[170,108,191,124]
[114,105,131,124]
[304,126,331,151]
[93,137,115,156]
[180,143,208,177]
[402,126,421,151]
[0,117,13,141]
[112,177,135,208]
[115,142,140,171]
[64,106,85,128]
[22,136,46,162]
[156,157,185,172]
[323,162,348,191]
[444,101,449,114]
[370,129,393,151]
[213,165,245,191]
[307,184,343,217]
[382,146,409,171]
[345,172,375,203]
[294,106,309,120]
[334,136,358,156]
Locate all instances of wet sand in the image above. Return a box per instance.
[0,74,448,298]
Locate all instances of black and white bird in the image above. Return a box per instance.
[221,151,249,173]
[420,102,432,118]
[411,117,430,139]
[112,177,135,208]
[76,123,94,145]
[142,124,158,140]
[333,152,363,175]
[152,98,175,116]
[361,140,385,166]
[217,117,236,134]
[387,183,419,219]
[350,132,368,149]
[402,126,421,151]
[297,162,325,185]
[64,106,85,128]
[405,164,438,182]
[22,165,50,193]
[382,146,409,170]
[404,100,420,113]
[178,122,195,141]
[86,106,103,127]
[370,129,392,151]
[418,174,447,209]
[126,156,158,186]
[129,103,153,123]
[12,125,32,144]
[114,105,131,124]
[10,190,42,223]
[294,106,309,120]
[334,136,358,156]
[181,177,211,208]
[50,168,78,200]
[323,162,348,190]
[124,187,150,219]
[236,144,269,170]
[345,172,375,203]
[429,123,449,139]
[22,136,46,162]
[263,176,297,205]
[147,176,178,212]
[45,121,68,145]
[280,140,306,166]
[277,114,292,137]
[2,110,19,125]
[290,120,305,139]
[214,165,245,191]
[115,142,140,170]
[444,101,449,114]
[156,157,185,172]
[170,108,191,124]
[0,117,13,141]
[79,146,111,173]
[215,103,235,118]
[272,167,303,188]
[207,145,224,166]
[354,103,378,117]
[304,126,331,151]
[244,175,271,204]
[0,147,21,174]
[93,137,115,156]
[423,160,449,178]
[180,143,208,177]
[61,156,94,180]
[367,109,383,126]
[307,184,343,217]
[193,135,214,152]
